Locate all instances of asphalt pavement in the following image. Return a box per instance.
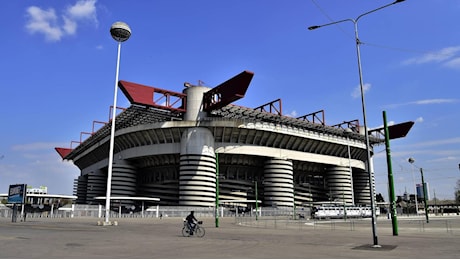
[0,215,459,258]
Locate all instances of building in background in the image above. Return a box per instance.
[416,182,430,200]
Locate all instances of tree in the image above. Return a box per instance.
[455,180,460,204]
[376,193,385,203]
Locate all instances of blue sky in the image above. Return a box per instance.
[1,0,459,200]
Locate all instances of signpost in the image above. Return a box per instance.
[8,184,27,222]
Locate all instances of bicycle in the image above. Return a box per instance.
[182,220,205,237]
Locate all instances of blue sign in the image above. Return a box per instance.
[7,184,27,204]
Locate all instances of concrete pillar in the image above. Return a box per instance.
[183,85,210,121]
[263,158,294,207]
[86,170,106,204]
[179,127,216,206]
[326,166,353,205]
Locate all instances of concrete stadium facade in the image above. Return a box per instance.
[58,71,385,209]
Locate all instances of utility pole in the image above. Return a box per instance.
[383,111,398,235]
[420,168,429,223]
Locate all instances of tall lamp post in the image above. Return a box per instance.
[104,21,131,225]
[408,157,419,216]
[215,152,220,228]
[308,0,405,247]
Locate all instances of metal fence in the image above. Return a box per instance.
[235,214,460,235]
[1,203,458,236]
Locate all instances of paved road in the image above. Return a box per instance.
[0,216,459,258]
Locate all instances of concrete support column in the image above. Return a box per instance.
[74,175,87,204]
[183,85,210,121]
[326,166,353,205]
[353,159,375,206]
[86,170,106,204]
[263,158,294,207]
[179,127,216,206]
[110,160,137,198]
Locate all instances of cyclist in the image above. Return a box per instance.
[185,211,198,235]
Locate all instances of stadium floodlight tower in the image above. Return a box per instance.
[104,21,131,225]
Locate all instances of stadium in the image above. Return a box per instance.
[56,70,403,211]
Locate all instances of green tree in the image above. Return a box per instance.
[455,180,460,204]
[376,193,385,203]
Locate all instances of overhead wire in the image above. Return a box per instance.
[309,0,443,56]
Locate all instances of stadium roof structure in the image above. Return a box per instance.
[57,70,413,161]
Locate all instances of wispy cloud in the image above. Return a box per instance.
[285,110,297,117]
[25,7,63,41]
[407,137,460,149]
[0,150,79,194]
[25,0,98,42]
[402,46,460,69]
[12,142,69,152]
[351,83,371,99]
[427,156,458,163]
[385,98,458,109]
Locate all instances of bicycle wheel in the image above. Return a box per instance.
[182,226,190,237]
[195,226,205,237]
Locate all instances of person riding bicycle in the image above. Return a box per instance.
[186,211,198,235]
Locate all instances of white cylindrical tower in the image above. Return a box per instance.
[183,85,210,121]
[179,127,216,206]
[86,170,106,204]
[326,166,353,205]
[263,158,294,207]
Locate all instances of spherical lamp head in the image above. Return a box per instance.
[110,21,131,42]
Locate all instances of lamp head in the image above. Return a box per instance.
[110,21,131,42]
[394,0,405,3]
[408,157,415,164]
[308,25,320,30]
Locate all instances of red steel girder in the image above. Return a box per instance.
[119,80,186,113]
[254,98,282,115]
[297,110,326,126]
[331,119,360,132]
[203,70,254,112]
[55,147,73,159]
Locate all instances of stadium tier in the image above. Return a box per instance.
[56,71,387,209]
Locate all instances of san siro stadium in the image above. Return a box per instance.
[56,70,404,212]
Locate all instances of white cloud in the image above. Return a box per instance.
[25,6,63,41]
[66,0,97,21]
[12,142,69,152]
[286,110,297,117]
[408,137,460,149]
[413,99,457,105]
[0,151,79,195]
[62,16,77,35]
[427,156,458,163]
[351,83,371,99]
[444,57,460,69]
[415,117,424,123]
[25,0,98,42]
[385,99,457,108]
[402,46,460,69]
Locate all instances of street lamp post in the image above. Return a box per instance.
[419,167,429,223]
[104,21,131,225]
[308,0,405,247]
[215,152,220,228]
[255,180,259,220]
[408,157,419,216]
